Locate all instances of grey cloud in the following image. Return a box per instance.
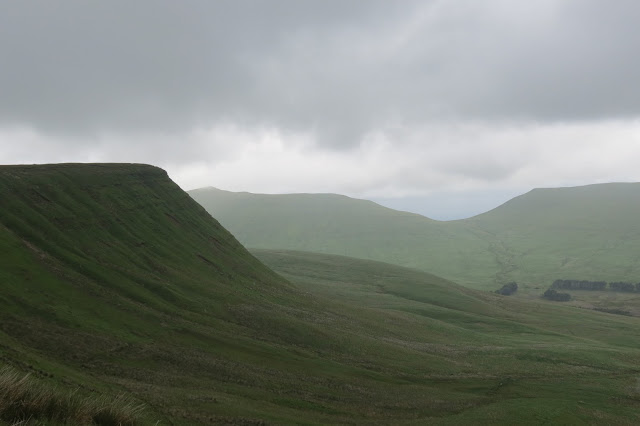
[2,0,640,148]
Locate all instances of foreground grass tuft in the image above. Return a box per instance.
[0,367,144,425]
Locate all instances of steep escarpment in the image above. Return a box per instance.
[0,164,288,325]
[0,164,302,423]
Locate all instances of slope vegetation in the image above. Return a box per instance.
[468,183,640,287]
[2,164,640,424]
[188,187,496,287]
[189,184,640,291]
[253,249,640,425]
[0,164,302,423]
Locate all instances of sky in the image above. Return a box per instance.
[2,1,640,219]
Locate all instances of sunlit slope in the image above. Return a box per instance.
[253,249,640,425]
[190,183,640,290]
[188,187,498,287]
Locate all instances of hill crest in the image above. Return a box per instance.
[189,182,640,289]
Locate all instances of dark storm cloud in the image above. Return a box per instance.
[2,0,640,146]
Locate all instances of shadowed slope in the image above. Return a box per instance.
[0,164,289,330]
[0,164,333,423]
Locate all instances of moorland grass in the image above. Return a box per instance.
[2,164,640,424]
[0,367,143,425]
[252,249,640,423]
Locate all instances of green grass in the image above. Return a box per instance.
[189,183,640,292]
[2,164,640,424]
[253,249,640,423]
[0,367,144,425]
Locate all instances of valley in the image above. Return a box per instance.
[189,185,640,304]
[5,3,640,425]
[0,164,639,424]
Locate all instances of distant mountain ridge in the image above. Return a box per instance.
[189,182,640,290]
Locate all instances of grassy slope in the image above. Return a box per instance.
[188,184,640,292]
[2,164,640,424]
[253,249,640,425]
[0,164,307,423]
[467,183,640,288]
[188,187,497,288]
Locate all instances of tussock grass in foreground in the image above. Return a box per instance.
[0,367,144,425]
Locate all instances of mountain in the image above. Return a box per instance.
[467,183,640,287]
[188,184,640,290]
[2,164,640,424]
[0,164,301,423]
[187,187,497,288]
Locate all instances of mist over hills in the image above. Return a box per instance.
[188,186,492,287]
[371,188,525,220]
[2,164,640,424]
[189,183,640,290]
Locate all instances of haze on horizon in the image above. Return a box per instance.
[2,1,640,219]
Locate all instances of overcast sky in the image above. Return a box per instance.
[2,1,640,219]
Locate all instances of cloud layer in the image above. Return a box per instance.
[2,1,640,217]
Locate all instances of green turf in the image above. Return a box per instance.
[188,184,640,292]
[2,164,640,424]
[253,249,640,424]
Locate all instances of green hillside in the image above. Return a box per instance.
[468,183,640,288]
[188,187,497,288]
[2,164,640,424]
[253,249,640,425]
[0,164,303,423]
[188,184,640,291]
